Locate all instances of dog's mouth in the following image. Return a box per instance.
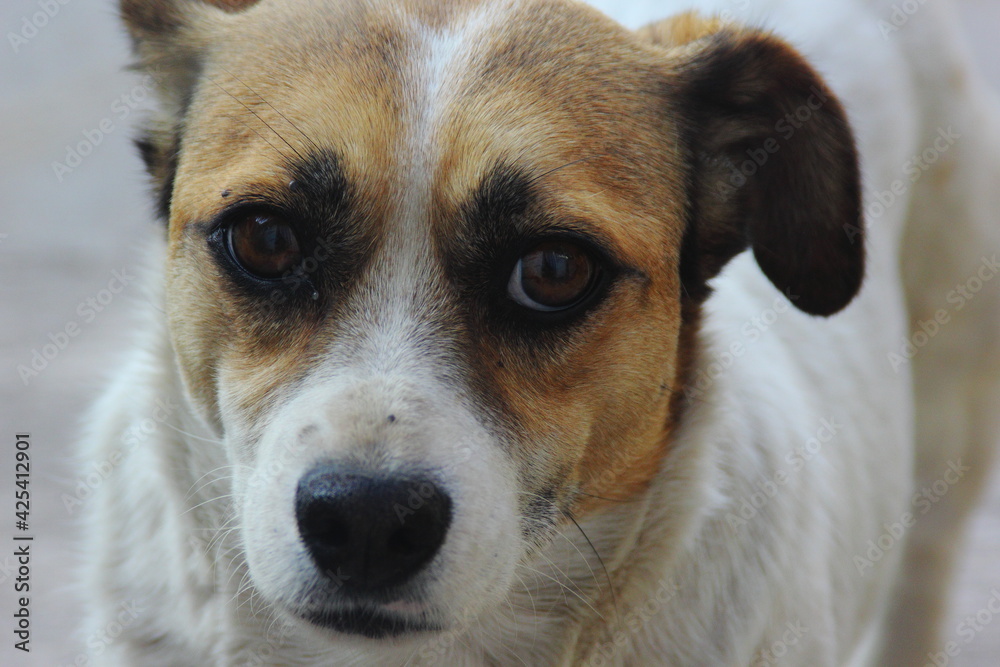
[298,603,440,639]
[240,403,525,645]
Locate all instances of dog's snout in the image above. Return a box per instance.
[295,464,452,592]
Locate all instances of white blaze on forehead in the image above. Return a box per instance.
[396,0,517,229]
[408,0,514,169]
[343,1,516,374]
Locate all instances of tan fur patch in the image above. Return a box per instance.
[152,1,696,518]
[135,0,861,529]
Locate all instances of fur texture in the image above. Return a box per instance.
[79,0,1000,664]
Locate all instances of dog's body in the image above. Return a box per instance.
[80,0,1000,665]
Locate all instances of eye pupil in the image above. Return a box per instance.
[257,220,295,255]
[228,214,302,279]
[510,241,596,311]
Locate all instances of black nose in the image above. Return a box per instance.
[295,464,452,593]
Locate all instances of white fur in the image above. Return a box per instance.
[81,0,1000,664]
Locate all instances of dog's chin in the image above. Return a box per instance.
[297,604,441,640]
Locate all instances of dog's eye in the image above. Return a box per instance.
[508,241,597,311]
[227,214,302,280]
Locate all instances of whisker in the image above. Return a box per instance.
[563,508,621,629]
[206,531,238,559]
[205,514,241,554]
[574,490,638,504]
[160,420,224,445]
[180,492,235,516]
[218,65,323,156]
[225,559,251,597]
[184,464,238,499]
[527,154,606,187]
[205,74,305,164]
[219,109,294,164]
[518,564,606,622]
[517,490,621,628]
[552,521,602,593]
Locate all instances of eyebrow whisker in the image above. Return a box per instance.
[527,154,607,187]
[219,110,293,164]
[217,65,324,157]
[205,74,305,165]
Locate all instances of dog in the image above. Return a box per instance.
[80,0,1000,664]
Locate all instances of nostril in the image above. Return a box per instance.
[300,505,350,549]
[387,519,434,554]
[294,464,452,593]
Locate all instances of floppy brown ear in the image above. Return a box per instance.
[652,20,864,316]
[120,0,260,221]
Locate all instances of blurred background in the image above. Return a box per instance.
[1,0,998,664]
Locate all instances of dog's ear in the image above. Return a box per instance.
[645,16,864,316]
[120,0,260,221]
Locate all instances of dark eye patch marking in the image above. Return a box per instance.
[285,147,351,220]
[195,148,380,319]
[438,160,635,343]
[469,162,534,230]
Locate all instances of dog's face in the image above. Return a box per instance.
[123,0,862,642]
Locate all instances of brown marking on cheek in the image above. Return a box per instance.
[219,325,319,424]
[165,261,230,422]
[569,293,682,510]
[165,216,332,427]
[423,15,697,518]
[158,3,422,427]
[158,0,711,523]
[432,136,688,517]
[473,265,682,516]
[576,295,705,512]
[410,4,697,518]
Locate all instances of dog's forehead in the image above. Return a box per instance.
[171,0,684,251]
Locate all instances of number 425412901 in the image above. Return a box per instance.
[15,434,30,530]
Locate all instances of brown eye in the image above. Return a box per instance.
[508,241,596,311]
[227,214,302,279]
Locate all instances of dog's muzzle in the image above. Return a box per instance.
[293,463,453,636]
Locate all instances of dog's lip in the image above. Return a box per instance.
[299,602,438,639]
